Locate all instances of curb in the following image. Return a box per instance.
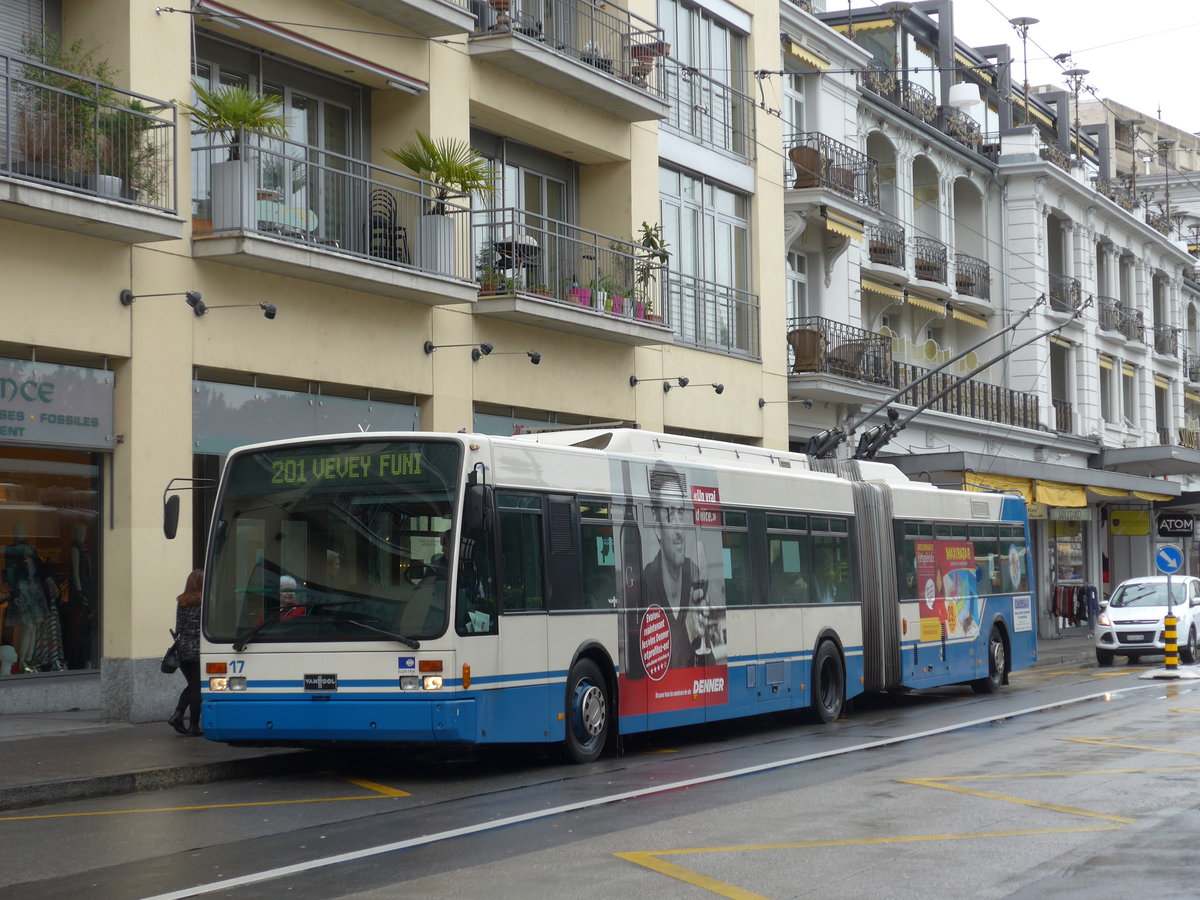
[0,749,325,813]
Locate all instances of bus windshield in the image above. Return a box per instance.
[204,439,463,646]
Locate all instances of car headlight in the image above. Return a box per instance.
[1097,613,1110,627]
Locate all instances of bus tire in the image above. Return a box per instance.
[972,625,1007,694]
[565,658,609,764]
[810,641,845,723]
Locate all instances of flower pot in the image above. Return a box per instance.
[211,158,256,231]
[569,288,591,307]
[610,295,625,316]
[634,300,646,320]
[415,214,455,275]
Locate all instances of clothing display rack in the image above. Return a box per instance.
[1050,582,1097,637]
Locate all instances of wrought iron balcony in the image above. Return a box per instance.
[1116,304,1145,342]
[0,49,178,241]
[662,64,755,162]
[1048,273,1082,312]
[954,253,990,300]
[786,316,891,385]
[899,82,939,125]
[785,131,879,208]
[1053,398,1073,433]
[1158,426,1172,446]
[1040,141,1071,172]
[1153,324,1179,357]
[1097,295,1119,332]
[1094,176,1136,212]
[1180,428,1200,450]
[867,220,905,268]
[667,271,759,358]
[912,236,947,284]
[468,0,669,119]
[472,207,667,333]
[1183,348,1200,383]
[939,107,982,152]
[857,63,900,105]
[891,362,1041,430]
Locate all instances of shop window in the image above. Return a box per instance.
[0,448,101,675]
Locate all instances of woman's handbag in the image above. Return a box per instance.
[160,630,180,674]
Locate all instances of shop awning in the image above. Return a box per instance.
[832,19,893,33]
[906,293,946,315]
[785,41,830,72]
[1134,490,1175,502]
[822,208,863,241]
[964,473,1032,502]
[951,307,987,328]
[1035,480,1086,508]
[861,277,904,301]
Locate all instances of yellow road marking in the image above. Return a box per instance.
[0,777,408,823]
[1063,737,1200,757]
[896,777,1135,823]
[615,851,771,900]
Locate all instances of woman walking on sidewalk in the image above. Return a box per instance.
[167,569,204,736]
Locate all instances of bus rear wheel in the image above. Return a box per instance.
[565,659,609,764]
[810,641,845,723]
[972,626,1007,694]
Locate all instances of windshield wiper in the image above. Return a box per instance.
[341,617,420,649]
[231,599,361,651]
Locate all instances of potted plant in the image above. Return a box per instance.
[96,99,160,200]
[181,83,287,230]
[635,221,669,321]
[384,131,495,275]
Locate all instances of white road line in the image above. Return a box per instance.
[141,682,1163,900]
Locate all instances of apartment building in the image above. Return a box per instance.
[0,0,785,717]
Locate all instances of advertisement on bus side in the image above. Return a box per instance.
[915,539,982,641]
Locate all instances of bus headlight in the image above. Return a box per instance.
[423,675,443,690]
[210,677,228,691]
[400,675,421,691]
[228,676,247,691]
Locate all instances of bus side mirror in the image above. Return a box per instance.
[163,494,180,540]
[465,483,493,533]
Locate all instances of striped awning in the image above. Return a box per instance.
[1050,335,1072,348]
[822,208,863,241]
[951,308,987,328]
[906,293,946,315]
[1154,376,1169,390]
[785,40,830,72]
[1099,356,1114,370]
[832,19,893,33]
[861,277,904,301]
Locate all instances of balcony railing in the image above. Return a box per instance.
[1153,324,1178,357]
[899,81,939,125]
[470,0,668,100]
[954,252,990,300]
[857,64,900,105]
[939,106,982,152]
[192,132,475,281]
[1048,273,1082,312]
[1097,295,1119,332]
[785,131,879,208]
[867,220,905,268]
[1180,428,1200,450]
[1095,176,1136,212]
[1158,426,1172,445]
[1053,398,1073,432]
[1,50,175,211]
[786,316,891,385]
[667,271,759,358]
[1116,304,1145,342]
[662,65,755,162]
[892,362,1041,429]
[472,207,666,325]
[1040,141,1071,172]
[1183,348,1200,383]
[912,236,947,284]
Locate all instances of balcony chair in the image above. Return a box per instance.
[789,145,822,189]
[787,328,824,373]
[369,188,411,263]
[827,341,868,378]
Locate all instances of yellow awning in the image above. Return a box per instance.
[1186,390,1200,402]
[1050,336,1072,348]
[823,210,863,241]
[1035,480,1086,508]
[862,277,904,301]
[1099,356,1113,370]
[832,19,893,33]
[951,308,987,328]
[1154,376,1169,390]
[1134,490,1175,502]
[785,41,830,72]
[907,293,946,315]
[965,473,1033,503]
[1087,485,1129,498]
[1122,364,1135,377]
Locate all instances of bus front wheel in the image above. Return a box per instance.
[810,641,845,723]
[565,659,609,764]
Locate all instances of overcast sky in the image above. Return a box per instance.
[944,0,1200,134]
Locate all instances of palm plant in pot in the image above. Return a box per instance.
[635,221,669,321]
[181,83,287,231]
[384,131,495,276]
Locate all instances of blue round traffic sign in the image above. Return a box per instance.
[1156,544,1185,575]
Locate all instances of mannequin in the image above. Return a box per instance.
[66,522,94,669]
[5,521,48,672]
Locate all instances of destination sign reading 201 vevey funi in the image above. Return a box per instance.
[270,451,424,485]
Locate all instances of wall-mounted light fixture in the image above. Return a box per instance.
[630,375,721,394]
[118,289,202,308]
[488,349,542,365]
[424,341,539,364]
[759,397,813,408]
[192,300,277,319]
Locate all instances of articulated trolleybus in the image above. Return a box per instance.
[199,429,1036,762]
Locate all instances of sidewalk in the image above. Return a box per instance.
[0,632,1098,813]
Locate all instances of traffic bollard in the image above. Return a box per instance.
[1165,614,1178,670]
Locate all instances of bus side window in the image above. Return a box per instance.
[580,518,618,609]
[810,516,852,604]
[498,493,545,612]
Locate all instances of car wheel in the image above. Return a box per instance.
[972,625,1007,694]
[810,641,845,723]
[564,658,610,764]
[1126,654,1140,664]
[1096,648,1114,667]
[1182,628,1197,665]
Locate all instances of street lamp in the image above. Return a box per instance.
[1009,16,1039,125]
[1157,139,1176,237]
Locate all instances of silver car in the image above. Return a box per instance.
[1095,576,1200,666]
